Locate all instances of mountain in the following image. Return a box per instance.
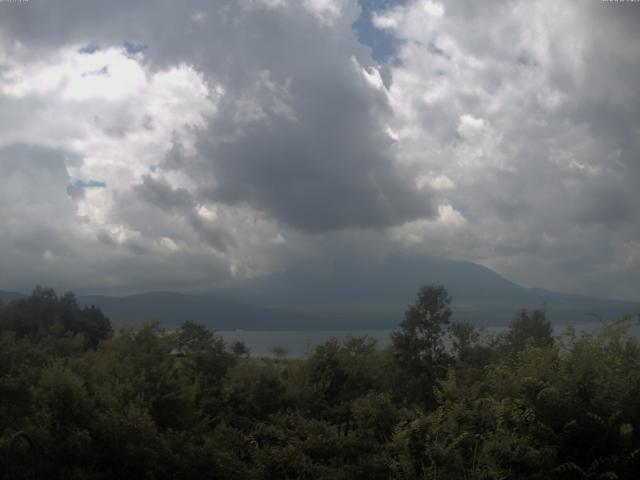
[77,292,372,330]
[215,254,524,305]
[211,254,640,327]
[3,254,639,330]
[0,290,26,303]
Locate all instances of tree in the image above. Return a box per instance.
[504,309,553,352]
[76,304,113,348]
[0,287,112,349]
[270,345,289,360]
[391,284,452,406]
[177,320,215,353]
[448,321,492,367]
[231,340,250,358]
[449,321,478,360]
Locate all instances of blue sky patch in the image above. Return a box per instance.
[352,0,407,62]
[78,43,100,54]
[123,41,147,56]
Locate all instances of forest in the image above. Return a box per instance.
[1,285,639,479]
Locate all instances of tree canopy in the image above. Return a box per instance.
[1,285,639,479]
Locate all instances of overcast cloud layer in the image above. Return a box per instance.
[0,0,638,300]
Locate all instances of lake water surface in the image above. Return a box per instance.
[219,329,394,357]
[218,321,637,358]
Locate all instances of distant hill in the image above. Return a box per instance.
[77,292,373,331]
[3,254,639,330]
[0,290,26,303]
[212,254,640,328]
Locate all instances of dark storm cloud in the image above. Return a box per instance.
[187,3,436,233]
[557,3,640,180]
[0,144,76,213]
[124,176,235,252]
[0,144,234,293]
[195,68,433,232]
[134,175,193,212]
[0,145,78,264]
[1,0,639,300]
[96,230,116,247]
[188,215,235,253]
[11,224,72,257]
[574,180,636,228]
[2,0,435,233]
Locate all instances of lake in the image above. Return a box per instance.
[219,329,394,357]
[218,321,637,358]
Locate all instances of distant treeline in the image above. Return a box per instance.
[1,285,639,479]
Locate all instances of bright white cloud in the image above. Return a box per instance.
[0,0,638,300]
[371,0,640,298]
[1,44,219,230]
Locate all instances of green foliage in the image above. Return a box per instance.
[177,320,216,353]
[391,284,453,406]
[449,321,493,367]
[1,286,639,479]
[503,308,554,353]
[224,359,289,424]
[0,286,112,349]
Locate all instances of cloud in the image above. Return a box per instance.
[67,179,106,200]
[370,0,640,299]
[193,64,434,232]
[0,0,435,233]
[0,0,638,300]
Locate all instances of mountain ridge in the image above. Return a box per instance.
[2,254,638,329]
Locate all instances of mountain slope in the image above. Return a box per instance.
[3,254,639,330]
[77,291,374,330]
[212,254,640,327]
[214,254,523,308]
[0,290,26,303]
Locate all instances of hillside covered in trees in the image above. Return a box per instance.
[1,286,640,479]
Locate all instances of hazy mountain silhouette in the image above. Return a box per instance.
[77,291,365,330]
[2,255,638,329]
[211,254,639,327]
[0,290,26,303]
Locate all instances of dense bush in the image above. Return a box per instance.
[1,286,639,479]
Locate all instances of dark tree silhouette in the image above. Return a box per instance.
[391,284,452,406]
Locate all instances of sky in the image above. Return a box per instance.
[0,0,638,300]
